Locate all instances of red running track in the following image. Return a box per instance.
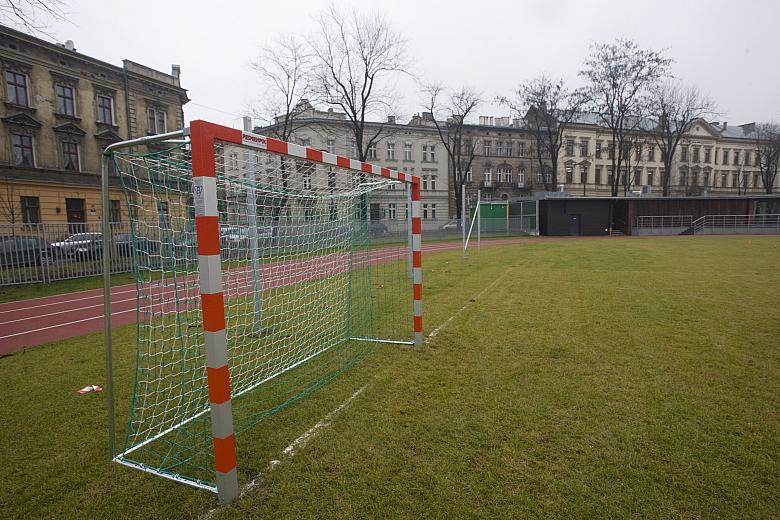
[0,237,541,355]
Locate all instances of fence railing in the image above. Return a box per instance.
[0,215,539,286]
[692,214,780,235]
[634,215,693,228]
[0,222,135,286]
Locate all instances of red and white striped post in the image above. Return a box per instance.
[411,180,423,346]
[190,121,239,503]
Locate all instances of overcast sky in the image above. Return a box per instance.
[40,0,780,129]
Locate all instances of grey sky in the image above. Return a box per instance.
[43,0,780,128]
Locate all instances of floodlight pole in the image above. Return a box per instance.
[101,129,188,461]
[243,116,263,329]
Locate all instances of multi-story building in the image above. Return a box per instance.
[257,102,449,226]
[554,114,778,196]
[0,26,188,226]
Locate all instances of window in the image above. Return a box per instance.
[580,164,587,183]
[430,204,436,220]
[580,141,588,157]
[62,142,80,171]
[496,142,504,156]
[12,134,34,167]
[704,148,711,163]
[565,166,573,184]
[422,204,429,219]
[636,144,642,161]
[97,95,114,124]
[147,107,167,134]
[681,146,689,162]
[647,145,655,162]
[517,169,525,186]
[506,141,513,157]
[56,85,75,116]
[518,142,525,157]
[465,168,473,182]
[299,138,311,147]
[634,168,642,185]
[608,143,615,160]
[691,147,699,163]
[109,200,121,223]
[733,150,740,166]
[483,168,492,184]
[20,196,40,224]
[5,70,28,106]
[350,139,358,158]
[754,151,760,167]
[387,142,395,160]
[403,143,412,161]
[595,141,602,159]
[325,138,335,154]
[744,151,751,166]
[422,175,428,190]
[429,145,436,161]
[646,169,654,186]
[720,172,728,187]
[483,140,491,156]
[496,167,512,183]
[607,167,614,185]
[303,172,312,189]
[595,167,602,185]
[387,203,397,219]
[722,149,729,164]
[368,143,377,160]
[565,139,574,156]
[430,175,437,190]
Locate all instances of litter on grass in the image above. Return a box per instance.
[78,385,102,395]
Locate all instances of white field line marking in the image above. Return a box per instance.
[200,385,368,518]
[426,267,513,343]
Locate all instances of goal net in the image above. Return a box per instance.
[106,121,422,500]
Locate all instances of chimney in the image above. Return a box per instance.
[64,40,76,51]
[723,122,728,129]
[422,111,433,122]
[387,115,396,124]
[171,64,181,85]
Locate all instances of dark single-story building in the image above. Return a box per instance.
[538,194,780,236]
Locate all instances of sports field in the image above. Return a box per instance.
[0,236,778,519]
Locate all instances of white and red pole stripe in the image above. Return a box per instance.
[411,180,423,346]
[190,121,239,503]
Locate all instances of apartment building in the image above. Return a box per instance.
[557,114,777,196]
[0,26,188,226]
[257,102,449,225]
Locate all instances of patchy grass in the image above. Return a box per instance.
[0,236,778,519]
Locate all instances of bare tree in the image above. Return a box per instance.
[0,180,20,233]
[580,39,671,197]
[251,34,313,142]
[423,83,481,221]
[310,5,407,162]
[0,0,68,36]
[754,123,780,194]
[499,75,584,191]
[645,81,717,196]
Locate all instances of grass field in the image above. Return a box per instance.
[1,236,778,519]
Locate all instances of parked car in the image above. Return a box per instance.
[50,232,103,259]
[0,235,52,268]
[368,221,389,236]
[439,220,460,231]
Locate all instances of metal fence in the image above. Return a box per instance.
[0,214,538,286]
[692,214,780,235]
[0,222,135,286]
[633,215,694,236]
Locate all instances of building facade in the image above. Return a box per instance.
[552,114,778,197]
[0,26,188,226]
[257,103,449,227]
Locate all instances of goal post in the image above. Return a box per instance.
[101,120,423,502]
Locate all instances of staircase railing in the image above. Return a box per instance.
[691,214,780,235]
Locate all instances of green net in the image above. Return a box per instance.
[111,139,413,490]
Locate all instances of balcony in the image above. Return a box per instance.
[482,180,493,188]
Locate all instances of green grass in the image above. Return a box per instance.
[0,271,137,304]
[1,236,778,519]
